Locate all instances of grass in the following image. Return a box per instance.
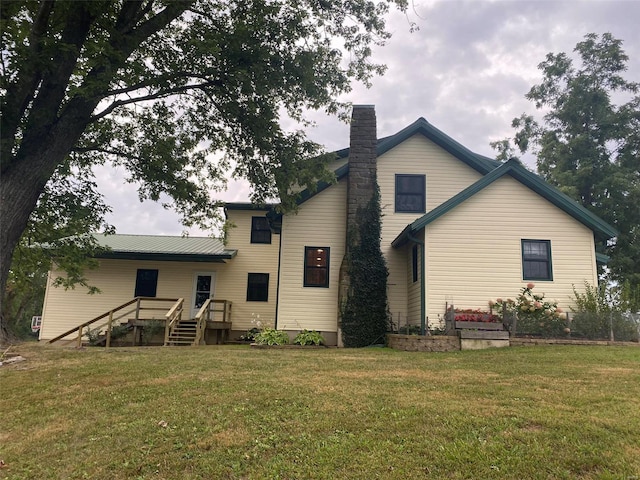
[1,343,639,480]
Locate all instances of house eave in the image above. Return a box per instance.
[96,251,237,263]
[398,159,617,241]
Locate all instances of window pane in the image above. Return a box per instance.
[397,194,424,212]
[135,269,158,297]
[196,275,211,292]
[305,268,327,286]
[247,273,269,301]
[306,248,327,267]
[396,175,425,213]
[251,217,272,244]
[397,175,423,193]
[304,247,330,287]
[522,240,552,280]
[195,292,209,308]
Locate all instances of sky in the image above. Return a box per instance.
[96,0,640,237]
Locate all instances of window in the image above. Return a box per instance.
[412,244,419,283]
[247,273,269,302]
[251,216,272,244]
[396,174,426,213]
[522,240,552,281]
[304,247,330,287]
[135,269,158,297]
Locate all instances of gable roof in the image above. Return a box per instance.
[391,158,618,247]
[93,234,237,262]
[296,117,500,206]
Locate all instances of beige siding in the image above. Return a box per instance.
[223,210,280,331]
[40,210,280,340]
[277,180,347,333]
[40,259,225,340]
[405,230,424,327]
[377,134,483,327]
[425,176,598,326]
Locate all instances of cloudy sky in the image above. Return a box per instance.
[98,0,640,237]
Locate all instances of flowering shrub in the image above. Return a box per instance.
[453,308,501,323]
[250,313,289,345]
[491,284,567,337]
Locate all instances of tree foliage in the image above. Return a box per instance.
[0,0,409,340]
[493,33,640,308]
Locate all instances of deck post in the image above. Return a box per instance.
[106,311,113,349]
[509,304,518,338]
[77,328,83,348]
[135,298,141,321]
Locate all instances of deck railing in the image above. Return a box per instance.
[193,299,233,345]
[163,298,185,345]
[48,297,180,347]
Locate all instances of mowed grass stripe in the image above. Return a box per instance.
[1,344,639,479]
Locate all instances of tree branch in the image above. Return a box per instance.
[90,79,222,121]
[0,0,54,163]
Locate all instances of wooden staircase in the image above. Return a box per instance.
[166,319,199,346]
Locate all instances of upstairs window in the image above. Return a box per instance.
[304,247,330,287]
[522,240,553,281]
[246,273,269,302]
[135,269,158,297]
[251,216,272,244]
[396,174,426,213]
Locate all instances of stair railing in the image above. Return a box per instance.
[164,298,185,346]
[49,297,180,348]
[192,298,212,346]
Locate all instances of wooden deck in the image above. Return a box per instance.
[127,318,232,346]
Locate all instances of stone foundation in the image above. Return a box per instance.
[387,334,460,352]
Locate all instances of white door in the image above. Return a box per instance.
[191,272,216,318]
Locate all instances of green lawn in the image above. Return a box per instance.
[1,344,639,479]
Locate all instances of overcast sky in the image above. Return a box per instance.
[97,0,640,237]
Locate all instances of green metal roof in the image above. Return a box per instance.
[93,234,237,262]
[391,158,618,248]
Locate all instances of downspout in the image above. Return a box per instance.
[273,227,283,330]
[408,233,426,336]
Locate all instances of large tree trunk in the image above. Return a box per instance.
[0,125,90,342]
[0,2,192,342]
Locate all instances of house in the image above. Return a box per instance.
[39,105,616,346]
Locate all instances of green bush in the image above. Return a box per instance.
[294,329,324,346]
[571,282,639,341]
[239,327,260,342]
[85,323,130,346]
[492,284,567,338]
[254,327,289,346]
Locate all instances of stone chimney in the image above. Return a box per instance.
[338,105,378,345]
[346,105,377,232]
